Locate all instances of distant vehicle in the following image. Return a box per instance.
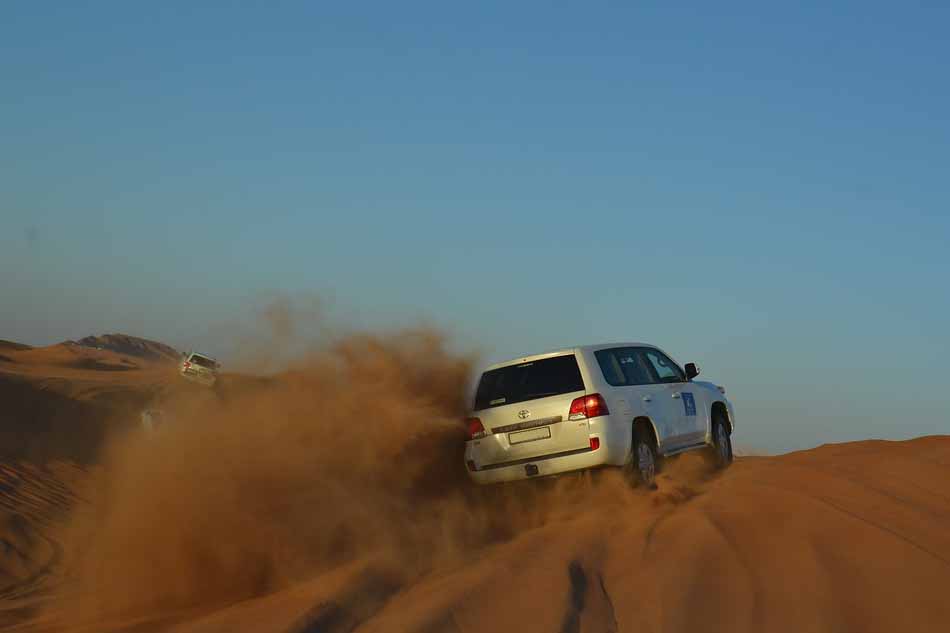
[463,343,735,488]
[179,351,219,386]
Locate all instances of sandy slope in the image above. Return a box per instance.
[0,463,83,629]
[153,439,950,633]
[1,336,948,633]
[5,439,949,633]
[0,342,171,629]
[0,342,174,464]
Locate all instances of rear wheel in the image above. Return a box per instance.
[710,414,733,468]
[627,425,658,489]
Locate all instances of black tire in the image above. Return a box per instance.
[627,425,659,489]
[710,413,733,468]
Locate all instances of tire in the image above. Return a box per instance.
[710,413,733,469]
[627,425,659,489]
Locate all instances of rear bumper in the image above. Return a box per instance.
[466,443,610,485]
[180,369,216,386]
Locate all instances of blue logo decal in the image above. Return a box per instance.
[682,392,696,417]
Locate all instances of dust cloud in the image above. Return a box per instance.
[49,315,671,627]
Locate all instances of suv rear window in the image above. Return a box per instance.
[474,354,584,411]
[190,355,216,369]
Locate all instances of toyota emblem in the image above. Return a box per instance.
[518,409,530,419]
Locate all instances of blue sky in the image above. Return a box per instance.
[2,1,948,452]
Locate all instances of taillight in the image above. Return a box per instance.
[568,394,610,420]
[589,437,600,451]
[466,417,486,440]
[183,361,191,369]
[467,459,477,471]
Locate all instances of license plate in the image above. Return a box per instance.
[509,426,551,445]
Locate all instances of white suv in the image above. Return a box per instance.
[463,343,735,487]
[179,351,219,387]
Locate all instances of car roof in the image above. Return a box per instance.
[189,351,217,361]
[483,342,660,372]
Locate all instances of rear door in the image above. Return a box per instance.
[593,347,676,442]
[470,354,592,466]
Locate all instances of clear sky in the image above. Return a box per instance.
[3,1,948,452]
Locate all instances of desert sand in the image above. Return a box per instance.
[1,334,948,633]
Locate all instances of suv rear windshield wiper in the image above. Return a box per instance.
[521,391,559,399]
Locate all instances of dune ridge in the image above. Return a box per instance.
[72,336,179,364]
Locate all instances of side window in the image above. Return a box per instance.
[643,349,685,384]
[595,348,653,386]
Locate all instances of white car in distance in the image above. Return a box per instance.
[464,343,735,487]
[179,351,219,387]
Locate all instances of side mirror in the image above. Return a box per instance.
[685,362,700,381]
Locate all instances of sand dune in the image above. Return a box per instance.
[0,342,171,465]
[0,334,948,633]
[73,335,179,364]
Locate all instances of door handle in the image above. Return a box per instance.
[642,396,652,403]
[671,392,681,399]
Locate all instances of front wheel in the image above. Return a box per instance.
[710,415,733,468]
[627,426,658,489]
